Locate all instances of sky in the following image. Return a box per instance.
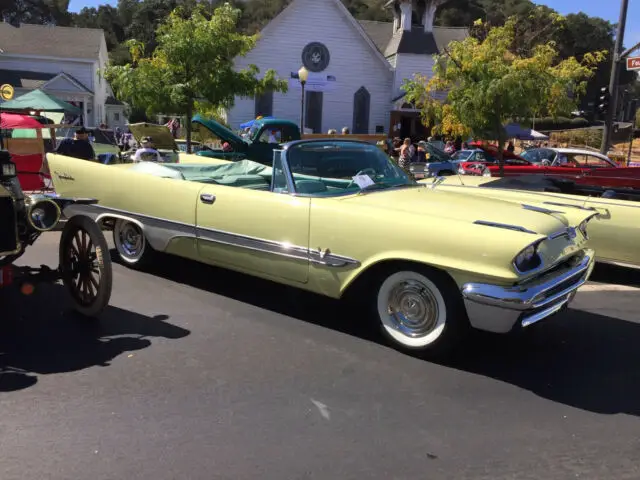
[66,0,640,49]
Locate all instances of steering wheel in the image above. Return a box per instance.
[346,168,377,189]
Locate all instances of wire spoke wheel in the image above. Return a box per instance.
[60,215,112,317]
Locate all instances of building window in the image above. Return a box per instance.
[254,90,273,118]
[114,112,120,121]
[352,86,370,134]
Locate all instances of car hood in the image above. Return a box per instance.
[192,114,248,151]
[340,186,575,237]
[128,123,177,151]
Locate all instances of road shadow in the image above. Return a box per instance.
[590,262,640,288]
[126,251,640,416]
[0,283,189,393]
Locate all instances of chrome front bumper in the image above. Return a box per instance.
[461,249,595,334]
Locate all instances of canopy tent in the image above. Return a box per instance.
[0,89,82,114]
[504,123,549,141]
[240,116,273,129]
[0,112,43,129]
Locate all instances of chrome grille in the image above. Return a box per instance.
[0,195,19,254]
[527,253,587,305]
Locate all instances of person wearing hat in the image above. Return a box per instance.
[133,136,163,163]
[416,141,428,163]
[55,127,95,161]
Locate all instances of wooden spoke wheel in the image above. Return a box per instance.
[59,215,112,317]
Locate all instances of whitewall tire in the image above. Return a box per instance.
[373,268,465,354]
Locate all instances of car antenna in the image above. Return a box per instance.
[455,165,466,186]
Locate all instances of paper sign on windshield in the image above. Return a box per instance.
[352,174,375,189]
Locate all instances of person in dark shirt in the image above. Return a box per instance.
[56,127,95,161]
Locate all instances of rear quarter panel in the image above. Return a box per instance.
[46,154,202,256]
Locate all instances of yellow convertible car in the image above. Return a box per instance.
[46,140,597,354]
[425,174,640,267]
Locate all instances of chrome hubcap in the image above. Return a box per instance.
[387,280,439,337]
[118,223,143,258]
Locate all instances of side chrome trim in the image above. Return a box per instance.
[309,248,361,267]
[474,220,537,235]
[72,204,360,268]
[196,226,309,262]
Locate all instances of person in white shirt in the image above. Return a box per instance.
[267,129,280,143]
[133,137,163,162]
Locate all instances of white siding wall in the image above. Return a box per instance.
[227,0,393,134]
[393,53,435,98]
[0,56,94,92]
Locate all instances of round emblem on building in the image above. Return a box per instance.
[301,42,330,72]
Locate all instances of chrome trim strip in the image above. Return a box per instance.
[196,226,309,261]
[309,249,361,267]
[522,204,565,214]
[77,204,360,268]
[520,298,570,328]
[548,227,577,240]
[277,149,297,194]
[543,201,596,211]
[473,220,537,235]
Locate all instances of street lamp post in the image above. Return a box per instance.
[298,66,309,132]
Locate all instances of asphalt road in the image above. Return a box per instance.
[2,232,640,480]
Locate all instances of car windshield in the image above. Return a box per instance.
[451,150,474,160]
[285,141,417,196]
[520,148,556,164]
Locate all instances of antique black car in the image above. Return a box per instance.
[0,149,112,315]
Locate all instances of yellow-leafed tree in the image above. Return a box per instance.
[403,14,606,175]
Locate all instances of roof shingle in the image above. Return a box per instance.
[358,20,468,57]
[0,22,104,59]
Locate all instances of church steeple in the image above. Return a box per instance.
[389,0,448,33]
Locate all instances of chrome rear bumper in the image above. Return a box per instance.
[461,249,595,333]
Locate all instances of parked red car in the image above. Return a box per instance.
[460,146,640,189]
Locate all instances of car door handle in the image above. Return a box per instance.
[200,193,216,204]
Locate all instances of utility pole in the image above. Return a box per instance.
[601,0,629,155]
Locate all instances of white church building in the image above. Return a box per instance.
[226,0,468,138]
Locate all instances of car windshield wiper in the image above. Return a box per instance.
[356,182,417,194]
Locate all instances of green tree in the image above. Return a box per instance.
[103,3,288,152]
[403,17,605,175]
[2,0,72,25]
[73,5,126,50]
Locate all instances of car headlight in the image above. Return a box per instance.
[513,242,542,273]
[578,220,589,239]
